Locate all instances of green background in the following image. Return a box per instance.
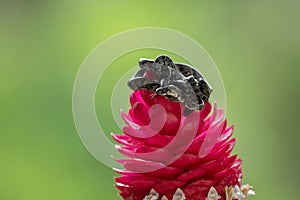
[1,0,299,199]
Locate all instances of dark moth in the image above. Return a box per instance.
[128,55,212,116]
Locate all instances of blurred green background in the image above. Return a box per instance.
[1,0,299,199]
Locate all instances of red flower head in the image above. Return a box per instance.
[112,89,244,200]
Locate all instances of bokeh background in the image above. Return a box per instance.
[1,0,299,199]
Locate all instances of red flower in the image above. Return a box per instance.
[112,90,243,200]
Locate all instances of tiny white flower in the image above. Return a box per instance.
[206,187,221,200]
[247,189,256,196]
[143,189,159,200]
[172,188,186,200]
[161,195,169,200]
[233,185,246,200]
[240,184,255,198]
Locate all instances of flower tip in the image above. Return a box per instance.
[213,101,218,109]
[173,188,186,200]
[161,196,168,200]
[143,189,159,200]
[240,184,255,197]
[206,187,221,200]
[248,190,256,196]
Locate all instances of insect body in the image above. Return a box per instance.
[128,55,212,115]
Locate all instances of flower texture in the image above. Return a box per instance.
[112,90,243,200]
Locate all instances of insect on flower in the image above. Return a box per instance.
[128,55,213,115]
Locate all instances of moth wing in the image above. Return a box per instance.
[127,77,159,91]
[175,63,204,80]
[138,58,154,70]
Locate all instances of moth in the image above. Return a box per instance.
[128,55,212,116]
